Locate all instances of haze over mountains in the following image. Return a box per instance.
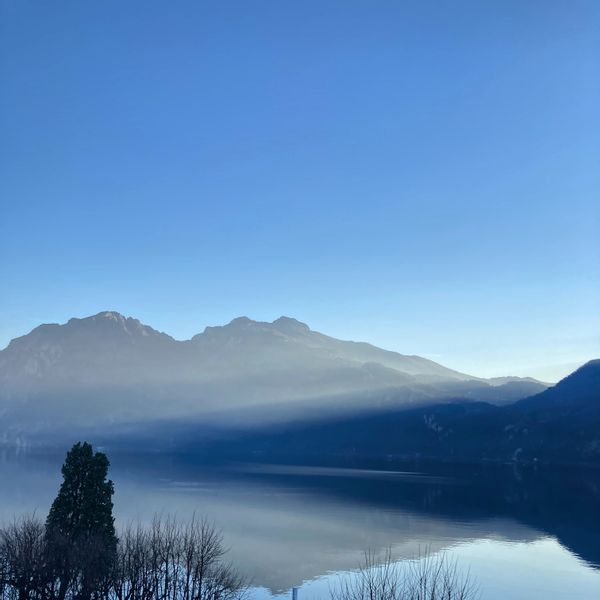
[0,311,547,441]
[211,359,600,465]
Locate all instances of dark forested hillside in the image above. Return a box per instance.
[175,360,600,465]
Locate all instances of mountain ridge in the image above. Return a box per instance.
[178,359,600,466]
[2,311,546,382]
[0,311,549,441]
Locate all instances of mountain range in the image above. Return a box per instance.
[4,311,598,465]
[198,359,600,465]
[0,311,549,444]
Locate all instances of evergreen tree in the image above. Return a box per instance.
[45,442,117,600]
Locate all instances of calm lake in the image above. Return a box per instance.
[1,451,599,600]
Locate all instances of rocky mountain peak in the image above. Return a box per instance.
[272,316,310,333]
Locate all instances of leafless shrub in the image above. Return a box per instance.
[1,515,245,600]
[0,516,48,600]
[330,549,478,600]
[112,515,246,600]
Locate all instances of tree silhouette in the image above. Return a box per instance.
[45,442,117,600]
[1,444,246,600]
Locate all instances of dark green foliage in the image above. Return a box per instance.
[45,442,117,600]
[46,442,116,545]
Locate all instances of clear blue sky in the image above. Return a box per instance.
[1,1,599,382]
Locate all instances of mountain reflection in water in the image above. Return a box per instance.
[1,451,598,597]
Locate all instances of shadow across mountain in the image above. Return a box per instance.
[162,359,600,466]
[0,312,548,441]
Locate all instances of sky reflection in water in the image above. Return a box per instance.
[1,452,598,599]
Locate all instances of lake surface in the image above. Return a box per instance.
[1,450,599,599]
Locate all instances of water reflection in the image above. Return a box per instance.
[1,451,598,597]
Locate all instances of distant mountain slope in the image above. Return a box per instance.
[515,359,600,411]
[196,360,600,465]
[0,311,547,440]
[191,315,474,380]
